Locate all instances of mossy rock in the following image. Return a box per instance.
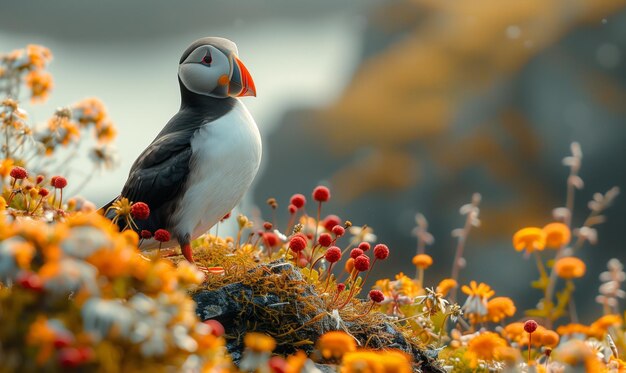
[192,260,444,372]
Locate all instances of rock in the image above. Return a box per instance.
[192,260,444,372]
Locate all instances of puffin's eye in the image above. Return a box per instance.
[202,54,212,65]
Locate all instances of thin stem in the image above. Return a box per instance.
[528,333,532,365]
[313,202,321,249]
[450,217,473,303]
[323,263,335,293]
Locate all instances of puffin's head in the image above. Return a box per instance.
[178,37,256,98]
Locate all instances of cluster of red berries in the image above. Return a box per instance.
[130,201,150,220]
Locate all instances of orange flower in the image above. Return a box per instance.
[25,70,53,102]
[317,331,357,360]
[462,281,495,317]
[462,281,495,299]
[26,44,52,69]
[465,332,508,368]
[556,323,590,337]
[344,257,355,273]
[378,350,412,373]
[436,278,457,297]
[96,121,117,143]
[588,314,622,339]
[340,351,384,373]
[0,158,15,178]
[244,332,276,353]
[554,257,586,279]
[412,254,433,269]
[543,222,571,249]
[540,330,560,348]
[512,227,546,253]
[486,297,516,323]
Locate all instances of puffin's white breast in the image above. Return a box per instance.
[173,99,261,239]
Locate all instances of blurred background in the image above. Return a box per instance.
[1,0,625,321]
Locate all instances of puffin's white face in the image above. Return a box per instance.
[178,44,256,98]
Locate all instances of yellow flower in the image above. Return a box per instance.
[512,227,546,253]
[412,254,433,269]
[554,257,586,279]
[244,332,276,353]
[436,278,457,297]
[317,331,357,360]
[542,222,571,249]
[486,297,516,323]
[464,332,508,368]
[462,281,495,316]
[340,351,384,373]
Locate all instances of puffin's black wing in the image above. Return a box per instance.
[116,127,196,232]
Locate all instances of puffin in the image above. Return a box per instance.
[103,37,261,264]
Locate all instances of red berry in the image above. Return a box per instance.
[350,248,364,259]
[268,356,288,373]
[263,232,280,248]
[288,204,297,214]
[58,347,82,368]
[288,236,307,253]
[154,229,171,243]
[36,175,44,184]
[204,320,225,337]
[332,225,345,237]
[373,244,390,260]
[77,346,94,362]
[290,194,306,209]
[337,283,346,292]
[53,334,74,349]
[130,202,150,220]
[53,176,68,189]
[140,230,152,239]
[524,320,538,333]
[369,290,385,303]
[324,246,342,263]
[318,233,332,247]
[10,166,27,180]
[263,222,273,231]
[354,255,370,272]
[322,215,341,231]
[358,242,371,252]
[38,188,50,197]
[312,186,331,203]
[16,272,43,292]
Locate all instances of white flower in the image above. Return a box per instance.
[44,257,99,296]
[82,298,134,340]
[348,225,377,243]
[0,237,25,282]
[61,226,111,258]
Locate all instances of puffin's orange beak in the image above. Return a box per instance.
[229,56,256,97]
